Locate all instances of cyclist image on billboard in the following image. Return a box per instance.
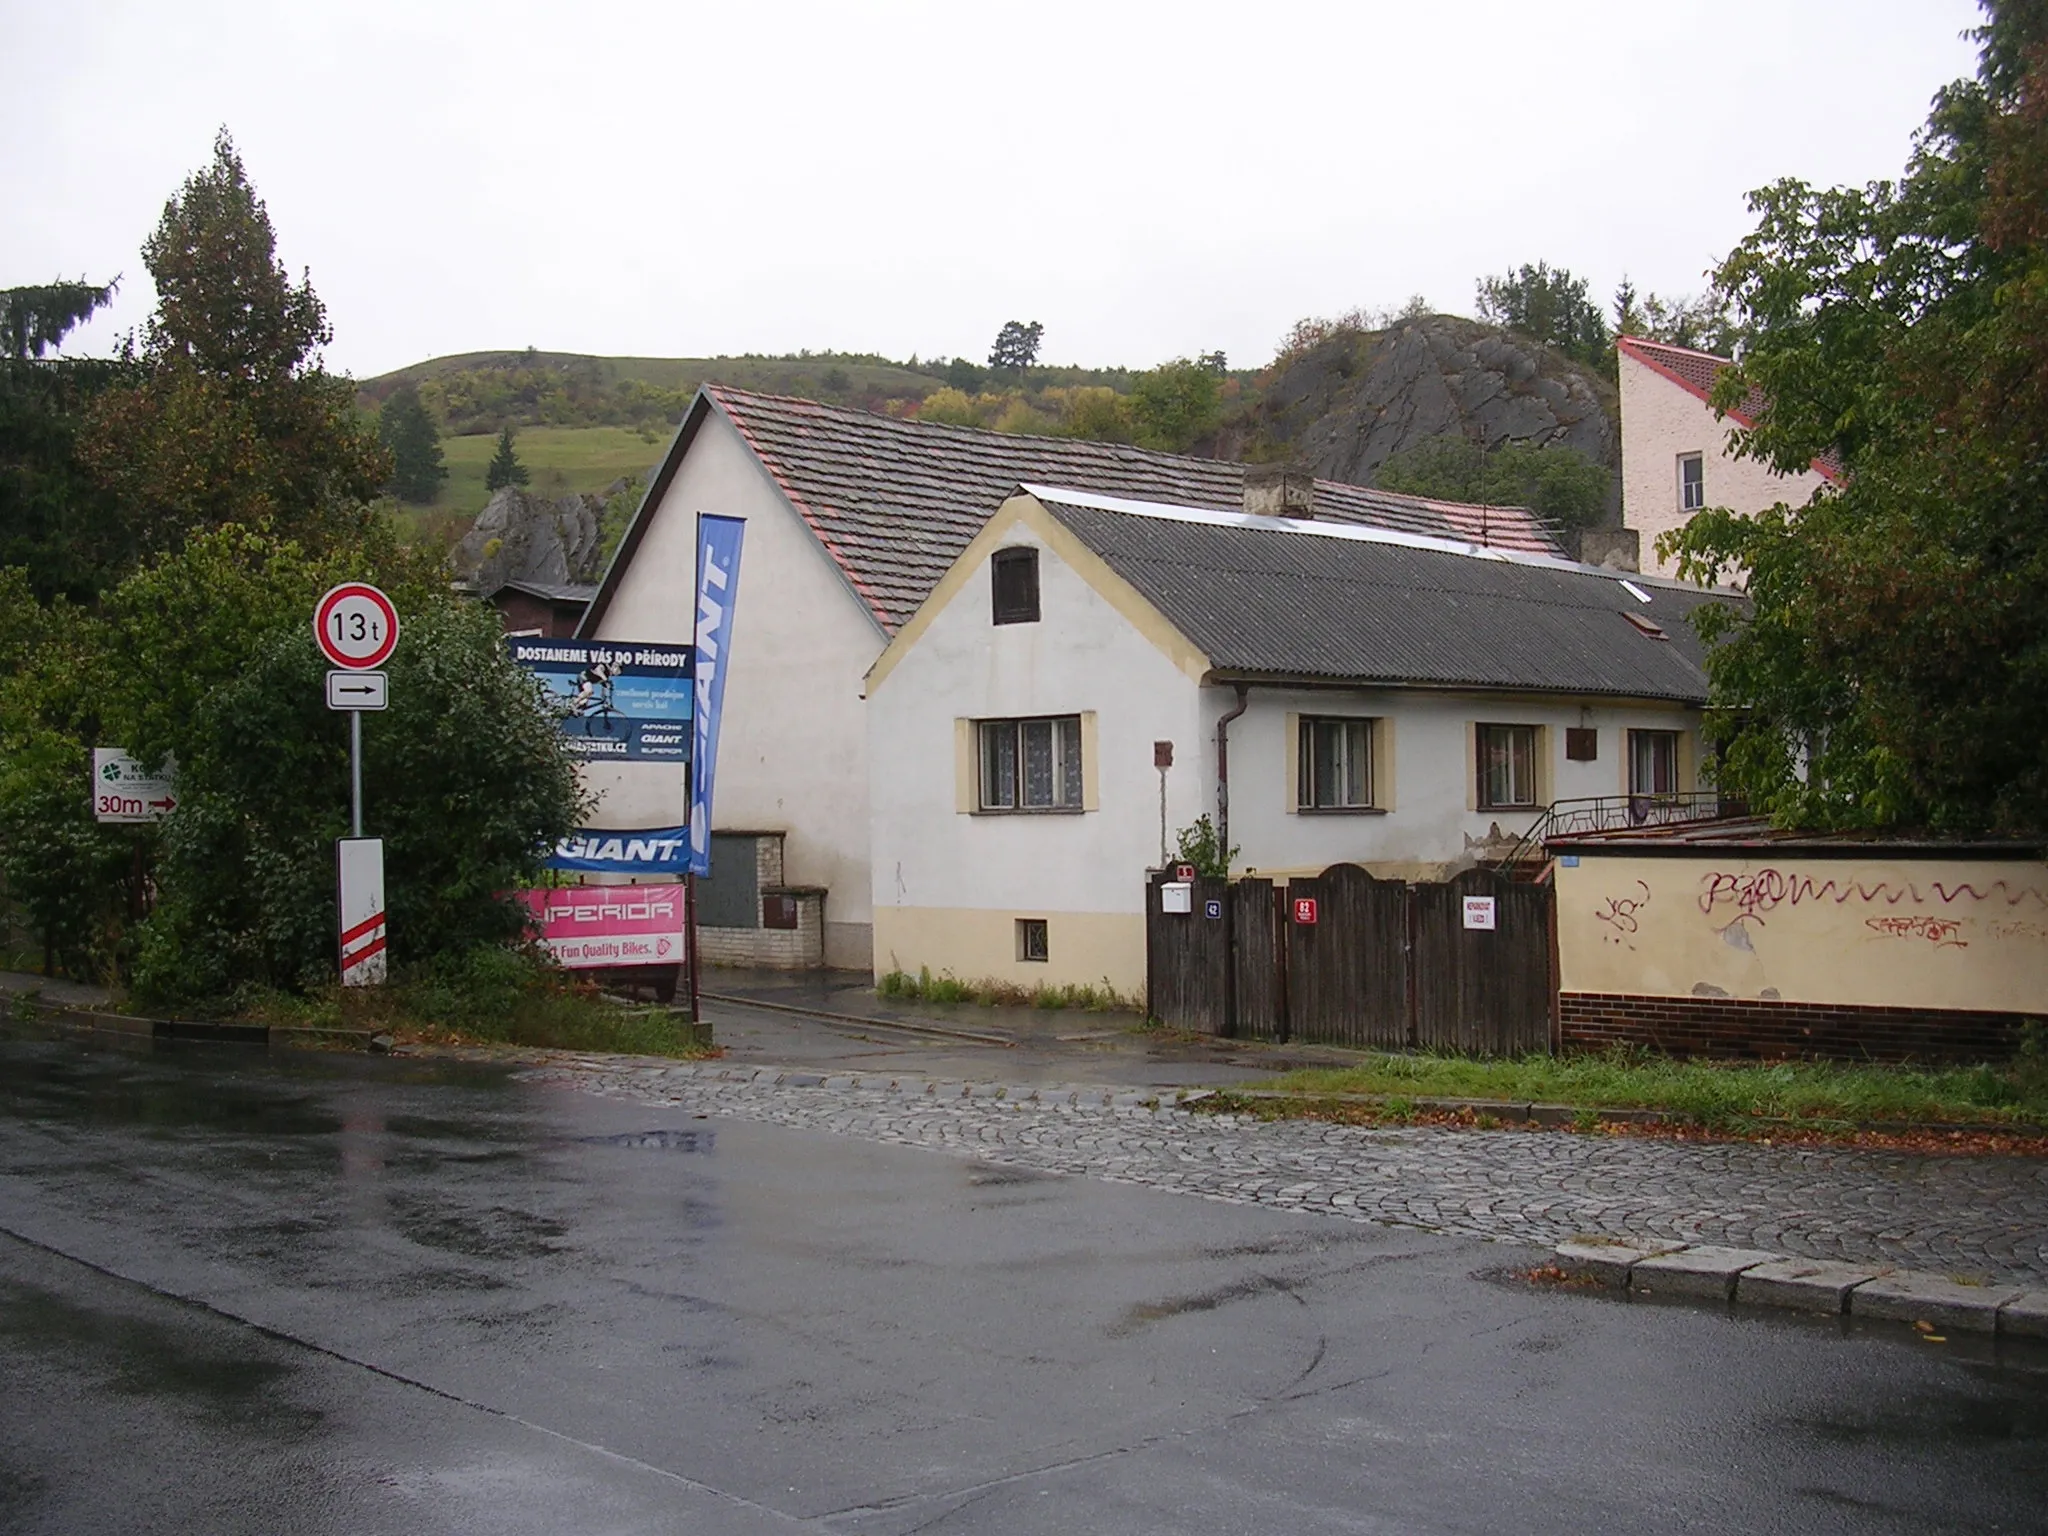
[506,638,693,761]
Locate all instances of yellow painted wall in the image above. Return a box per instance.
[1556,853,2048,1014]
[872,906,1147,1000]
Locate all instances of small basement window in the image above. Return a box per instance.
[1016,918,1049,962]
[991,546,1040,625]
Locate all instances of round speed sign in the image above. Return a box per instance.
[315,583,399,670]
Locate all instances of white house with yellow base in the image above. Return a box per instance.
[865,483,1740,1000]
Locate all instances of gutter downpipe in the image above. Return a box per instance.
[1215,683,1250,1038]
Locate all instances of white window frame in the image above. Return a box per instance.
[1679,453,1705,512]
[1297,716,1375,811]
[1628,729,1680,797]
[977,715,1084,812]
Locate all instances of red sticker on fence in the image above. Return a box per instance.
[1293,897,1318,925]
[1174,864,1197,883]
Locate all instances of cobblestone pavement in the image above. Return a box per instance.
[520,1058,2048,1287]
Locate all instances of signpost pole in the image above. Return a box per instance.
[350,709,364,838]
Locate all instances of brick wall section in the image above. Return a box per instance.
[1559,991,2029,1063]
[699,890,824,969]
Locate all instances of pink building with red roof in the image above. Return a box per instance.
[1617,336,1842,579]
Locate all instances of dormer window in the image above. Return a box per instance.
[991,546,1039,624]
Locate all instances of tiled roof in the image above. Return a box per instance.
[1617,337,1844,483]
[1033,489,1741,703]
[590,386,1565,636]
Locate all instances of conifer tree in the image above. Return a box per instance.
[377,384,445,503]
[484,424,528,491]
[81,129,387,554]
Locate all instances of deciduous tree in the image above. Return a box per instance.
[1668,0,2048,834]
[1129,359,1221,453]
[1376,435,1611,533]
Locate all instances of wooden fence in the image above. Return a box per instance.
[1146,864,1555,1055]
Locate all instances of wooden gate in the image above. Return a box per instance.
[1232,878,1285,1041]
[1284,864,1409,1048]
[1409,867,1554,1053]
[1146,864,1555,1055]
[1145,871,1230,1035]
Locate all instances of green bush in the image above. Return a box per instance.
[132,592,584,1004]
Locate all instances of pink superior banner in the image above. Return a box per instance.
[515,884,686,968]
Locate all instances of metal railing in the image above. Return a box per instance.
[1494,790,1745,874]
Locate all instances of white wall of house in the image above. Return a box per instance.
[869,510,1708,999]
[1619,348,1830,579]
[868,519,1207,998]
[1220,689,1704,881]
[586,411,886,968]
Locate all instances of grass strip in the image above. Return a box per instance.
[1251,1042,2048,1129]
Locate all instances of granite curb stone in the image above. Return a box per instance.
[1998,1290,2048,1338]
[1850,1273,2026,1333]
[1631,1245,1783,1301]
[1554,1239,1689,1287]
[1736,1258,1886,1314]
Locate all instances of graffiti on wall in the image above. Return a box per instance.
[1863,914,1968,948]
[1697,868,2048,937]
[1593,880,1652,948]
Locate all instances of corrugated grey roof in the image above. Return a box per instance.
[706,388,1563,632]
[1036,493,1741,703]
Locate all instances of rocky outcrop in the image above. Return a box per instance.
[451,486,609,593]
[1230,315,1620,519]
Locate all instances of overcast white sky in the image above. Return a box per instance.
[4,0,1984,380]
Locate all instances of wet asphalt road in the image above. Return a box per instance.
[1,1027,2045,1535]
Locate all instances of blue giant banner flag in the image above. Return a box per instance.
[688,514,746,876]
[509,637,694,761]
[545,825,691,874]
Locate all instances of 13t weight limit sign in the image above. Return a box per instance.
[315,583,399,670]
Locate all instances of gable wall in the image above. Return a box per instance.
[586,412,885,968]
[1619,350,1829,578]
[868,513,1206,996]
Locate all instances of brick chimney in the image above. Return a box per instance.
[1243,463,1316,520]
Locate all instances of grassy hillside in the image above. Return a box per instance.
[389,425,668,547]
[442,424,666,504]
[361,349,945,408]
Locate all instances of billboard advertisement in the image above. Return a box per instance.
[545,826,691,875]
[508,638,694,761]
[514,884,686,969]
[688,514,746,874]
